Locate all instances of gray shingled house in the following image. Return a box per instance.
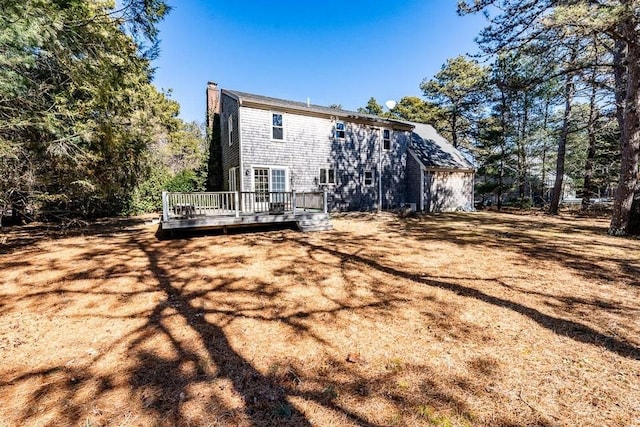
[206,82,474,213]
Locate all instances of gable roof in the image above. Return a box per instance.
[222,89,413,129]
[410,123,474,171]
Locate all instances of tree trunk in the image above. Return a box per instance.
[582,49,598,211]
[497,86,508,211]
[610,18,640,235]
[451,108,459,148]
[498,144,504,210]
[541,97,550,203]
[518,93,529,200]
[550,68,575,215]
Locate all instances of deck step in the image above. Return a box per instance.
[297,218,333,232]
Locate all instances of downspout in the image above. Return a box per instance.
[238,102,244,191]
[471,170,475,211]
[420,168,424,211]
[378,128,382,212]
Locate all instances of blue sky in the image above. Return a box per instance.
[151,1,488,124]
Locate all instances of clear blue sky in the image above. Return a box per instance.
[151,1,487,124]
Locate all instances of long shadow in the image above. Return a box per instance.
[391,212,640,288]
[133,233,411,427]
[133,236,313,426]
[291,238,640,361]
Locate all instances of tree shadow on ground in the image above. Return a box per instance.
[1,212,638,426]
[276,232,639,361]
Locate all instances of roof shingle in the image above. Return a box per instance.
[410,123,474,170]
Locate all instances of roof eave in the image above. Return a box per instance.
[424,166,476,173]
[223,89,412,130]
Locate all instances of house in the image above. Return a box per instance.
[206,82,474,213]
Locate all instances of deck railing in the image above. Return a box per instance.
[240,191,294,214]
[162,190,327,221]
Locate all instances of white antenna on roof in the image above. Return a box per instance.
[385,100,397,110]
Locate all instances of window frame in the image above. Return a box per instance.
[319,168,336,185]
[334,121,346,140]
[364,170,374,186]
[228,167,238,191]
[271,112,284,141]
[382,129,391,150]
[228,115,233,146]
[251,165,290,192]
[270,168,287,192]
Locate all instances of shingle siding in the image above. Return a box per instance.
[238,106,409,210]
[424,171,474,212]
[220,93,240,190]
[405,152,423,207]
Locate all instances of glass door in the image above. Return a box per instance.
[270,169,286,209]
[254,168,269,212]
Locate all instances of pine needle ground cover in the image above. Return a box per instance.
[1,212,638,426]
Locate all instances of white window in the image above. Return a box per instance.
[335,121,345,139]
[253,167,288,193]
[252,167,288,211]
[228,115,233,146]
[228,167,238,191]
[272,113,284,140]
[364,170,373,186]
[383,129,391,150]
[319,168,336,185]
[271,169,286,192]
[254,168,269,203]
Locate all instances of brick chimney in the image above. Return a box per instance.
[205,81,223,191]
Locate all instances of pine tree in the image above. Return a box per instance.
[420,56,489,149]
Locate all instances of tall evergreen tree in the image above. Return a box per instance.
[421,56,489,149]
[0,0,184,220]
[459,0,640,233]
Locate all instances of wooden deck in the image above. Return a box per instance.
[161,191,332,232]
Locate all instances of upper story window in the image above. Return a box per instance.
[335,121,346,139]
[272,113,284,140]
[228,115,233,146]
[364,170,373,186]
[383,129,391,150]
[319,168,336,185]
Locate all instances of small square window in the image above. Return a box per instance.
[272,113,284,140]
[335,121,345,139]
[320,168,336,185]
[383,129,391,150]
[364,170,373,186]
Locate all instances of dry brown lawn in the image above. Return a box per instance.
[1,211,639,427]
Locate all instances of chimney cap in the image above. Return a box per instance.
[207,81,218,87]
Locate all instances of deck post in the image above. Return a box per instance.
[292,190,297,215]
[162,191,169,222]
[323,189,328,214]
[234,191,240,218]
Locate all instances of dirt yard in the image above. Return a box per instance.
[1,211,639,427]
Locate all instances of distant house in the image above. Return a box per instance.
[206,82,474,213]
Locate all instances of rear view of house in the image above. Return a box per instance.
[206,82,474,213]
